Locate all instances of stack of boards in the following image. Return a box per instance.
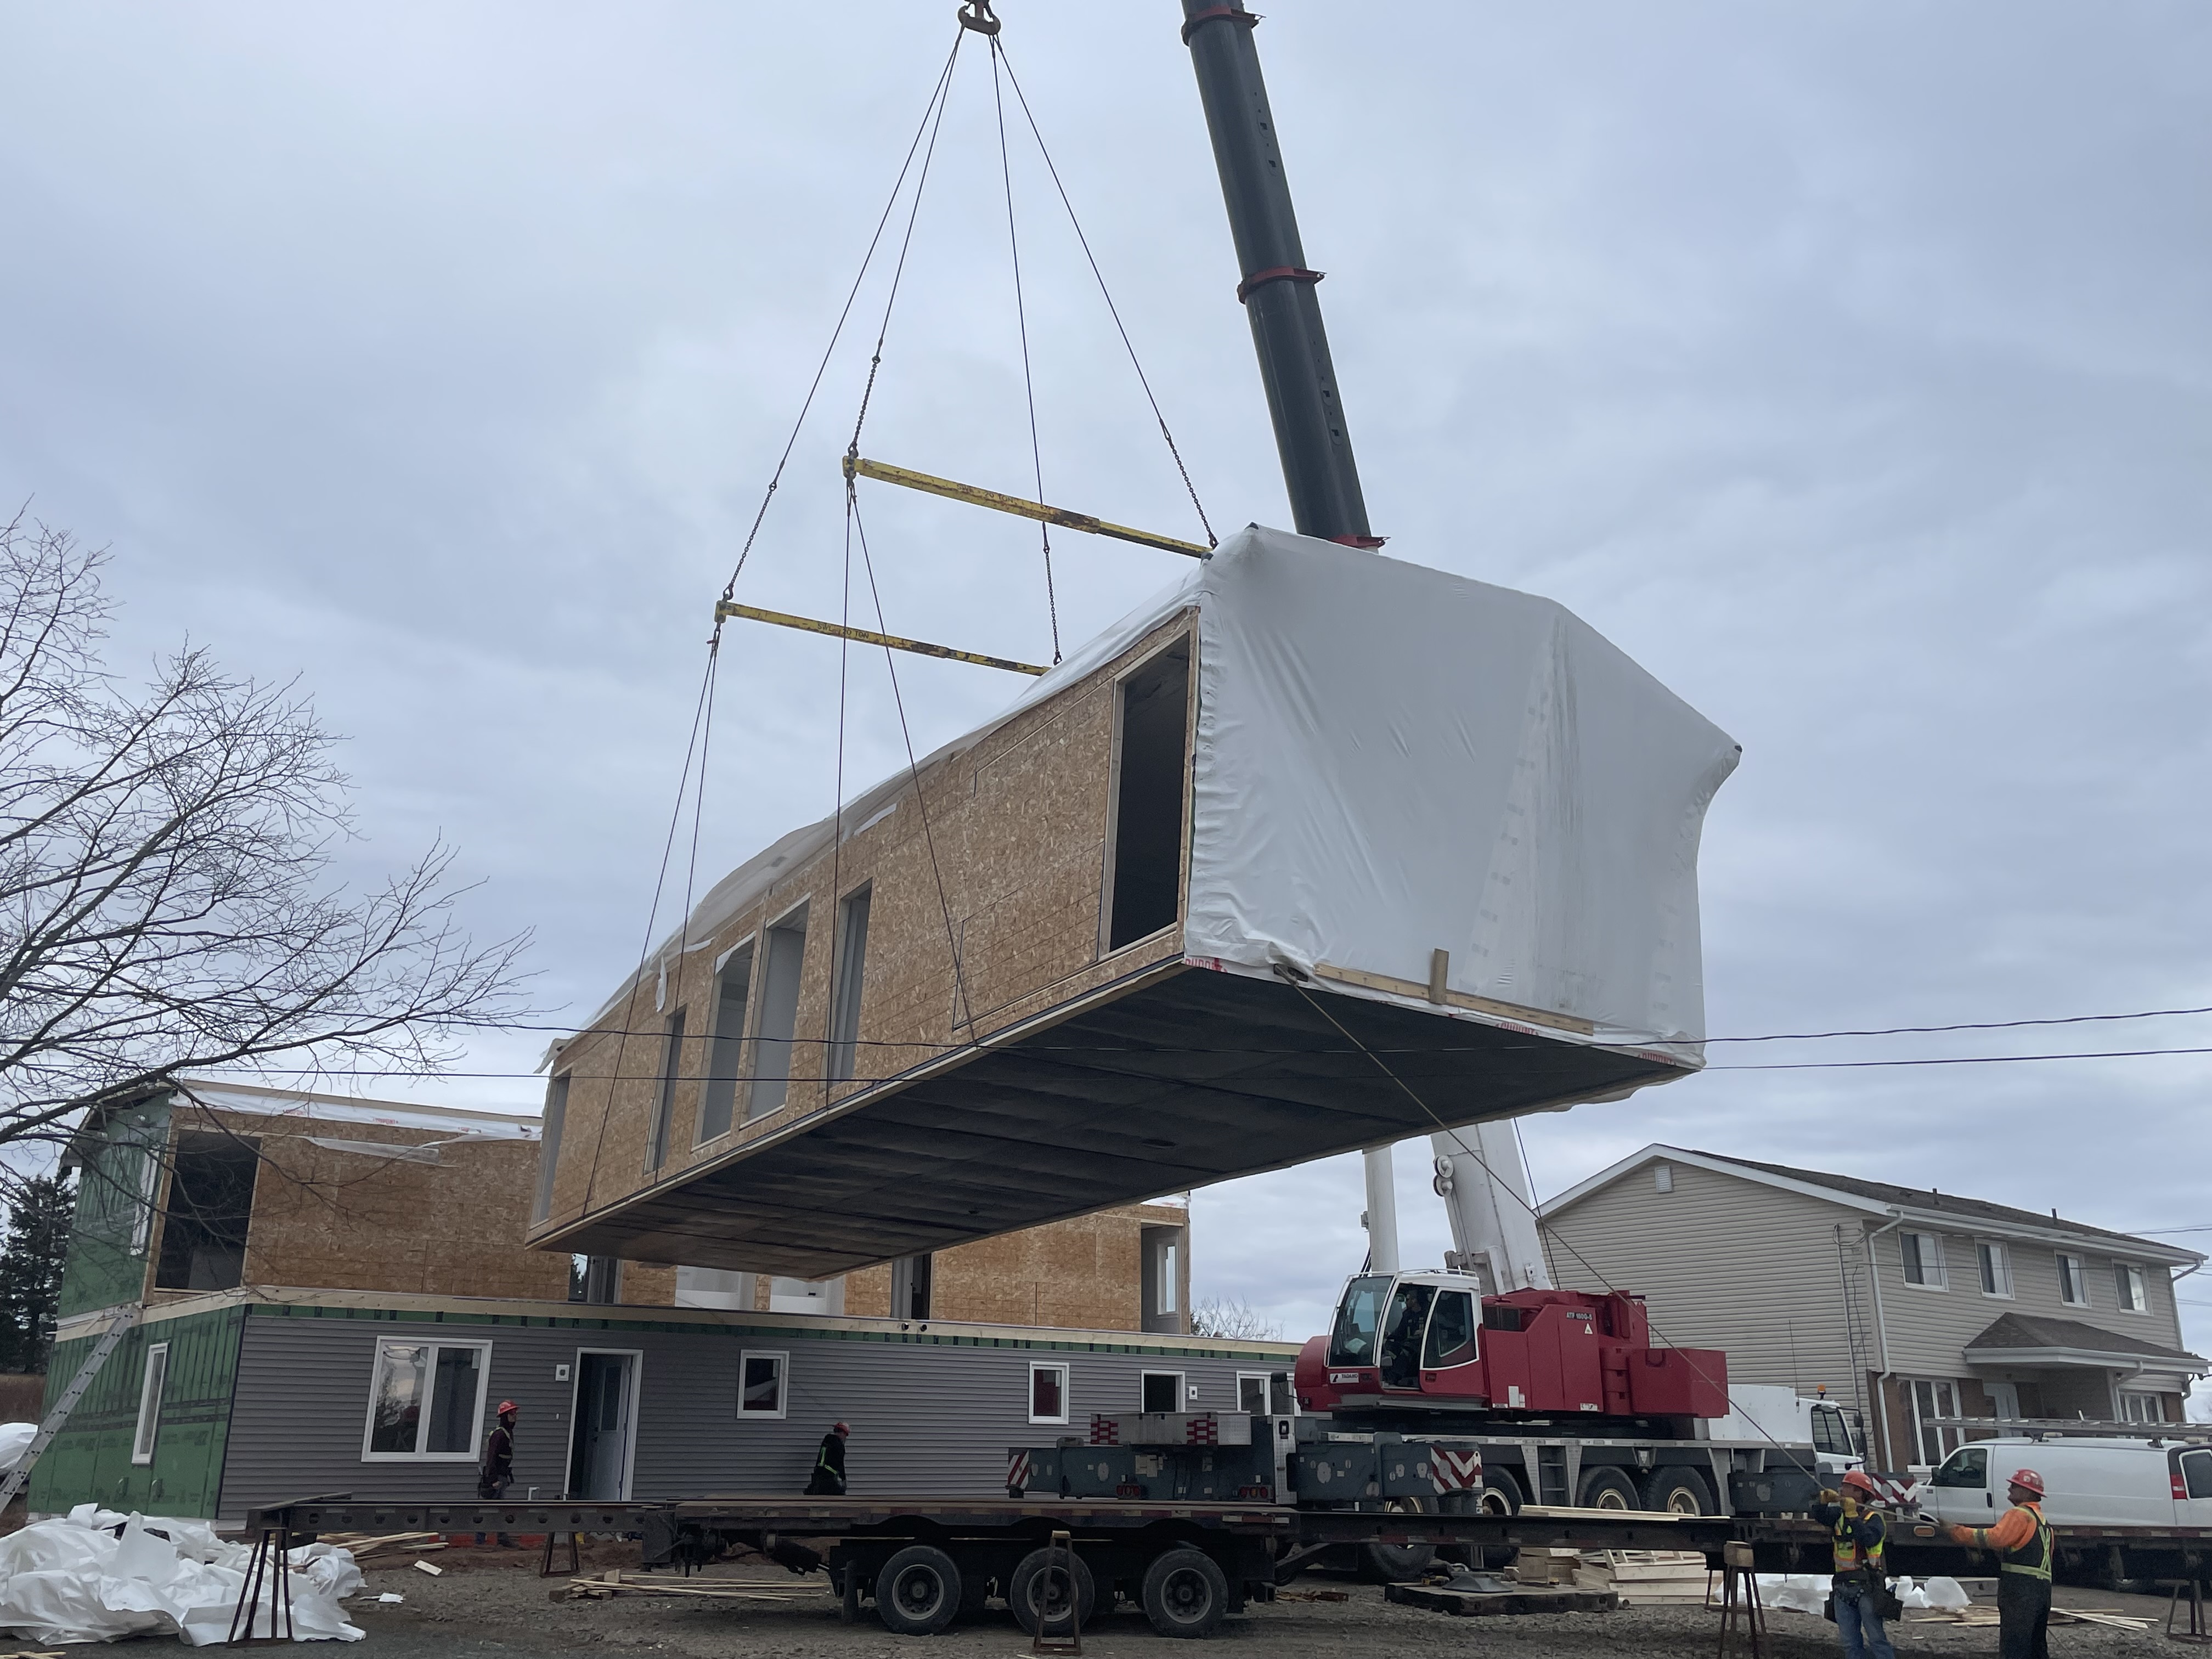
[1573,1550,1714,1605]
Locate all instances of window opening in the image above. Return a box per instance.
[890,1253,933,1321]
[828,887,872,1082]
[2115,1261,2148,1312]
[749,910,809,1118]
[1105,638,1191,950]
[2056,1252,2086,1306]
[569,1255,620,1305]
[533,1075,569,1222]
[152,1132,258,1292]
[1237,1372,1269,1415]
[1900,1232,1945,1289]
[738,1350,787,1418]
[1030,1362,1069,1425]
[697,944,753,1143]
[127,1140,162,1256]
[363,1340,489,1459]
[1977,1240,2010,1297]
[131,1342,169,1465]
[1141,1370,1185,1413]
[646,1009,685,1172]
[1906,1378,1963,1465]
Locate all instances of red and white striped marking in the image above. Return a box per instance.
[1184,1415,1219,1446]
[1006,1450,1032,1493]
[1431,1448,1485,1492]
[1088,1415,1120,1447]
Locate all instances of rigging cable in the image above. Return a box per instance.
[989,36,1060,661]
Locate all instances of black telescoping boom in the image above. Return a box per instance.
[1180,0,1379,546]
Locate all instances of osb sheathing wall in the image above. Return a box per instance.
[156,1107,679,1307]
[844,1203,1189,1331]
[531,612,1198,1262]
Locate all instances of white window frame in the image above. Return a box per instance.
[131,1342,170,1465]
[737,1348,788,1420]
[1237,1369,1299,1417]
[1140,1369,1188,1412]
[1235,1370,1273,1415]
[2056,1251,2088,1307]
[1028,1361,1070,1426]
[2118,1390,2165,1424]
[128,1145,163,1256]
[1899,1231,1947,1291]
[1976,1239,2012,1299]
[2115,1261,2148,1314]
[359,1338,493,1462]
[1905,1376,1963,1465]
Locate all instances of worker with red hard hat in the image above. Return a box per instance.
[1812,1468,1898,1659]
[1949,1468,2051,1659]
[805,1420,850,1496]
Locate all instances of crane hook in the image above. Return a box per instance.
[957,1,1001,36]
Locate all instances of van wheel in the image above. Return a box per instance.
[1641,1468,1714,1515]
[1142,1547,1229,1639]
[1577,1468,1640,1510]
[1009,1548,1096,1637]
[874,1545,962,1635]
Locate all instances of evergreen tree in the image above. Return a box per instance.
[0,1174,75,1373]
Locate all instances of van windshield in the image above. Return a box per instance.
[1932,1446,1989,1488]
[1328,1276,1393,1367]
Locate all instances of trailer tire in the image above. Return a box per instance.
[1142,1547,1229,1639]
[874,1545,962,1635]
[1576,1467,1640,1510]
[1355,1496,1438,1582]
[1009,1547,1096,1637]
[1640,1468,1715,1516]
[1476,1467,1524,1516]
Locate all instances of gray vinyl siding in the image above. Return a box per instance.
[1541,1159,1873,1397]
[216,1306,1290,1521]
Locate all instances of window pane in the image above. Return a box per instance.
[749,916,808,1119]
[697,949,751,1143]
[828,889,871,1083]
[425,1346,482,1453]
[370,1344,429,1454]
[133,1346,168,1462]
[740,1353,783,1414]
[1903,1235,1923,1284]
[533,1075,569,1222]
[1032,1366,1064,1420]
[647,1010,685,1171]
[1238,1375,1266,1414]
[1270,1373,1294,1415]
[2182,1451,2212,1500]
[1423,1291,1476,1367]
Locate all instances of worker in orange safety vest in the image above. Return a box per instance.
[1949,1467,2052,1659]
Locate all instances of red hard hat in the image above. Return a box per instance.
[833,1420,850,1436]
[498,1400,519,1416]
[1841,1469,1879,1496]
[2008,1468,2044,1497]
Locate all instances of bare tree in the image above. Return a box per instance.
[1189,1294,1284,1342]
[0,512,529,1173]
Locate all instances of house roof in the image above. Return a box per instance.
[1964,1312,2207,1373]
[1541,1144,2205,1267]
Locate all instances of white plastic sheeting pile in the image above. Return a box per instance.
[1756,1574,1972,1616]
[0,1506,364,1644]
[0,1422,35,1471]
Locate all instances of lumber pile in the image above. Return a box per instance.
[1506,1548,1583,1587]
[1574,1550,1713,1605]
[314,1531,444,1565]
[1909,1605,2153,1632]
[562,1568,823,1604]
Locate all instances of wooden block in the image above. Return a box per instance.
[1387,1583,1618,1617]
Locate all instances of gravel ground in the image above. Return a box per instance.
[335,1552,2178,1658]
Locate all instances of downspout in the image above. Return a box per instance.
[1863,1210,1906,1468]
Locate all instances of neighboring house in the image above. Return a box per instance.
[31,1081,1225,1521]
[1539,1146,2207,1470]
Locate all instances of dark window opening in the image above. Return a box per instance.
[1106,639,1191,950]
[697,945,752,1143]
[749,909,809,1119]
[153,1132,258,1291]
[890,1252,933,1320]
[533,1074,568,1223]
[828,887,871,1082]
[1141,1370,1184,1413]
[646,1009,685,1172]
[570,1254,620,1305]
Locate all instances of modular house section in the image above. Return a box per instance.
[35,1292,1299,1522]
[531,529,1741,1282]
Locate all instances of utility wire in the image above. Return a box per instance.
[989,37,1060,662]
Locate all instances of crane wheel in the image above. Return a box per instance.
[1142,1547,1229,1639]
[873,1544,963,1635]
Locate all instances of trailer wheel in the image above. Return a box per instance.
[1009,1547,1096,1637]
[1640,1468,1714,1515]
[1142,1547,1229,1639]
[874,1544,963,1635]
[1576,1467,1640,1510]
[1476,1467,1524,1516]
[1355,1496,1438,1582]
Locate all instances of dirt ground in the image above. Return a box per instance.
[332,1550,2185,1658]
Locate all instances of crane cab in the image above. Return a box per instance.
[1296,1271,1729,1425]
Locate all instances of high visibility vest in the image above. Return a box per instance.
[1832,1509,1885,1577]
[1997,1503,2052,1582]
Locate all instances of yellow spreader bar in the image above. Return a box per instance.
[714,601,1049,676]
[846,455,1211,559]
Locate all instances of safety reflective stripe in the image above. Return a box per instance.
[1999,1508,2053,1581]
[1832,1513,1884,1574]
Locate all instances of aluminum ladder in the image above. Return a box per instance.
[0,1302,144,1509]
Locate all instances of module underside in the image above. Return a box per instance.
[548,966,1683,1279]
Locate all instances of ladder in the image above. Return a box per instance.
[0,1302,144,1510]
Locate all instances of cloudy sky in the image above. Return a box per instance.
[5,4,2206,1378]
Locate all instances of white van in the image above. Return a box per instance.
[1921,1436,2212,1531]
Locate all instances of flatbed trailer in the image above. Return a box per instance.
[235,1492,2210,1640]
